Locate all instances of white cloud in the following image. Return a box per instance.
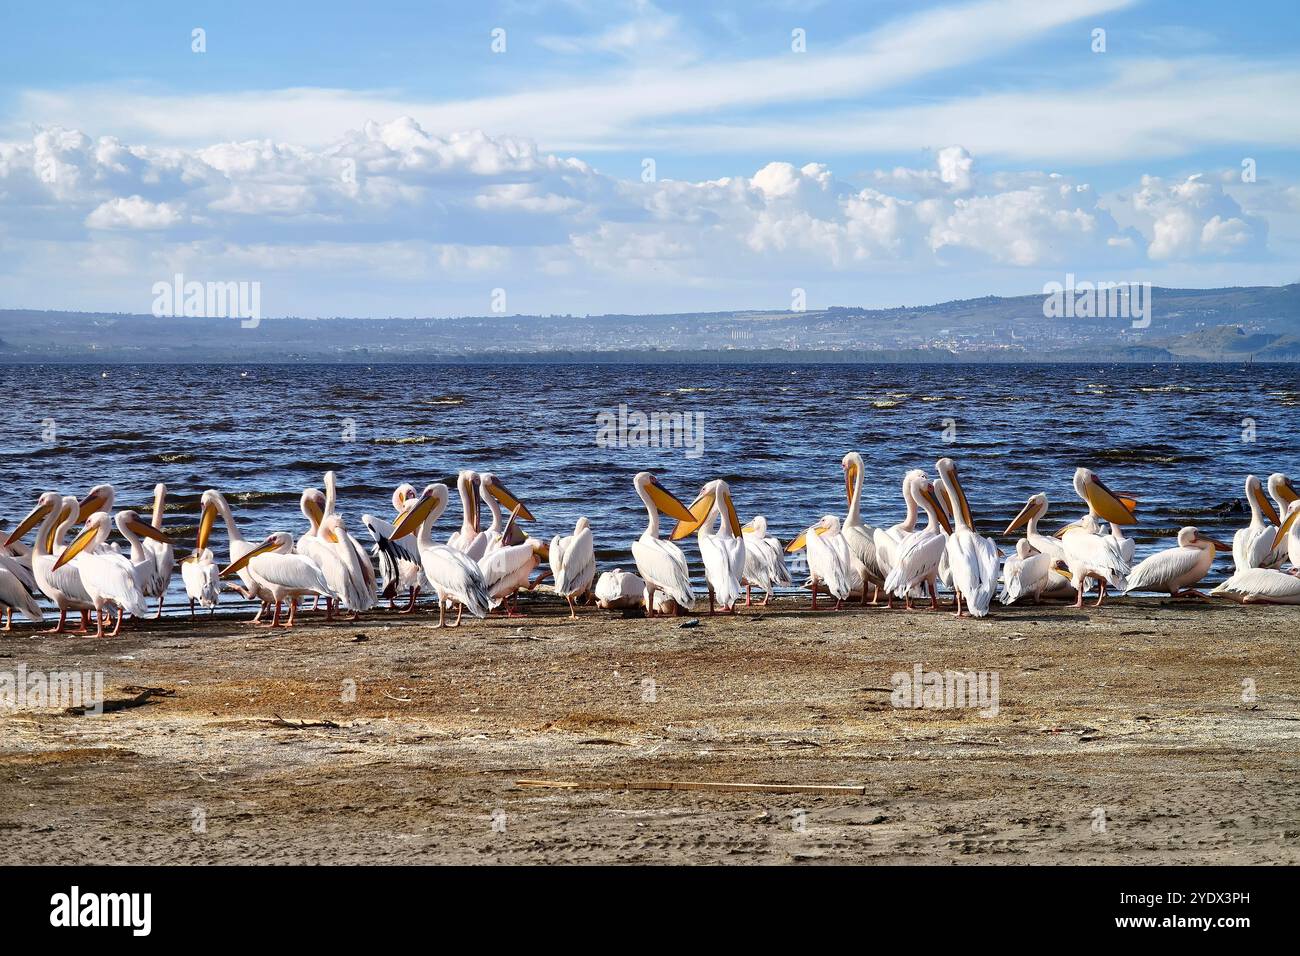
[85,196,184,230]
[1134,174,1266,260]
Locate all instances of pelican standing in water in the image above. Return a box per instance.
[1060,468,1137,607]
[53,512,150,637]
[630,472,696,617]
[787,515,856,610]
[841,452,883,604]
[594,569,645,610]
[935,458,999,617]
[390,483,492,627]
[550,516,596,618]
[673,479,745,614]
[1234,475,1281,571]
[1211,567,1300,604]
[198,489,273,623]
[1124,527,1231,598]
[139,483,175,618]
[7,493,93,633]
[220,532,336,627]
[883,473,951,610]
[740,515,791,605]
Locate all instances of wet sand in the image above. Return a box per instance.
[2,595,1297,865]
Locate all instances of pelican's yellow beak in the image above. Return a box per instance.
[741,520,756,534]
[785,525,829,553]
[391,492,438,541]
[1277,477,1298,505]
[1054,521,1084,539]
[944,468,974,529]
[485,479,535,522]
[844,459,860,504]
[1252,482,1281,526]
[647,479,695,523]
[197,502,217,550]
[5,500,53,547]
[77,489,110,522]
[724,491,742,538]
[304,495,325,527]
[220,538,279,578]
[1271,508,1299,552]
[1005,500,1036,536]
[127,514,172,545]
[52,522,100,571]
[671,487,716,541]
[1083,474,1138,525]
[920,484,953,534]
[46,502,72,554]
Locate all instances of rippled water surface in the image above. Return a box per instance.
[1,362,1297,610]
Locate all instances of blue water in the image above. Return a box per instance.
[1,362,1296,612]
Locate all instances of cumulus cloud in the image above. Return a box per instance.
[85,195,183,230]
[1133,174,1266,260]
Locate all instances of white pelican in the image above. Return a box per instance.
[390,483,492,627]
[199,489,274,623]
[479,472,535,554]
[1266,472,1297,566]
[447,470,488,559]
[6,493,93,633]
[594,569,645,610]
[0,534,38,630]
[998,539,1058,606]
[673,479,745,614]
[1123,527,1231,598]
[1004,494,1068,564]
[114,509,175,600]
[1234,475,1281,572]
[882,473,951,610]
[872,469,924,608]
[935,458,999,617]
[841,452,883,603]
[550,516,596,618]
[53,512,149,637]
[787,515,857,610]
[1060,468,1137,607]
[321,471,377,613]
[220,532,335,627]
[1276,500,1299,569]
[360,483,426,611]
[630,472,696,617]
[740,515,791,605]
[180,548,221,615]
[139,483,175,618]
[1211,567,1300,604]
[479,532,548,614]
[0,553,41,630]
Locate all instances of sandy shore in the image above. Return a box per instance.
[2,595,1297,865]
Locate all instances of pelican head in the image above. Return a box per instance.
[912,476,953,534]
[1014,538,1034,559]
[742,515,768,537]
[5,491,61,548]
[220,532,292,577]
[1244,474,1281,525]
[392,483,419,514]
[1005,493,1049,536]
[53,512,113,571]
[480,472,536,522]
[841,452,864,504]
[633,472,695,523]
[672,478,740,540]
[935,457,974,529]
[1180,526,1232,553]
[390,483,451,541]
[1269,473,1298,508]
[1074,468,1138,525]
[78,484,115,522]
[116,509,173,546]
[300,488,326,530]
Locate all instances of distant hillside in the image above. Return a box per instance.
[1,283,1296,363]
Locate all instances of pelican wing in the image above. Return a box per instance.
[141,536,175,598]
[807,531,854,600]
[1233,526,1275,572]
[180,551,222,607]
[841,523,880,584]
[421,544,491,617]
[1125,546,1204,594]
[478,542,538,604]
[250,553,333,597]
[552,526,595,598]
[700,534,744,608]
[632,535,694,608]
[0,551,37,593]
[0,565,42,621]
[884,529,945,597]
[1211,568,1300,604]
[1060,529,1129,588]
[80,549,149,617]
[595,569,644,608]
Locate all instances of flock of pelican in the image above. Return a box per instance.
[1,461,1298,636]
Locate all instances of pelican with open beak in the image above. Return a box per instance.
[389,483,492,627]
[631,472,696,617]
[218,531,335,628]
[1233,475,1281,572]
[672,479,745,614]
[1123,527,1232,598]
[882,473,951,610]
[935,458,999,617]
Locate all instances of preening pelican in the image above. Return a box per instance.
[199,489,273,622]
[787,515,857,610]
[882,473,951,609]
[741,515,791,605]
[841,452,882,603]
[362,512,425,613]
[479,472,535,554]
[220,532,335,627]
[1124,527,1230,598]
[7,493,93,633]
[1234,475,1280,571]
[390,484,492,627]
[180,548,221,615]
[595,569,645,610]
[1211,567,1300,604]
[54,512,149,637]
[673,479,745,614]
[321,471,377,614]
[998,539,1059,606]
[447,471,488,559]
[630,472,696,616]
[139,483,175,618]
[1060,468,1137,607]
[1266,473,1297,566]
[550,516,595,618]
[935,458,999,617]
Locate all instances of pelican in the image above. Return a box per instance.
[360,483,427,611]
[630,472,696,617]
[1266,472,1297,566]
[321,471,377,614]
[1060,468,1137,607]
[139,483,175,617]
[389,483,492,627]
[1277,500,1300,569]
[78,483,115,521]
[53,512,149,637]
[447,470,488,559]
[935,458,999,617]
[198,489,274,622]
[840,452,883,604]
[741,515,791,605]
[1234,475,1280,572]
[673,479,745,614]
[998,539,1059,605]
[882,473,951,609]
[787,515,856,610]
[114,509,175,600]
[479,527,548,614]
[6,493,94,633]
[219,532,336,627]
[594,569,645,610]
[1003,493,1075,598]
[873,469,925,608]
[1211,567,1300,604]
[180,548,221,615]
[0,552,41,630]
[550,516,596,618]
[1124,527,1231,598]
[479,472,536,554]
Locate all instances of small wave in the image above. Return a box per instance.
[373,436,434,445]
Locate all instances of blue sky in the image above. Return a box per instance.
[1,0,1297,317]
